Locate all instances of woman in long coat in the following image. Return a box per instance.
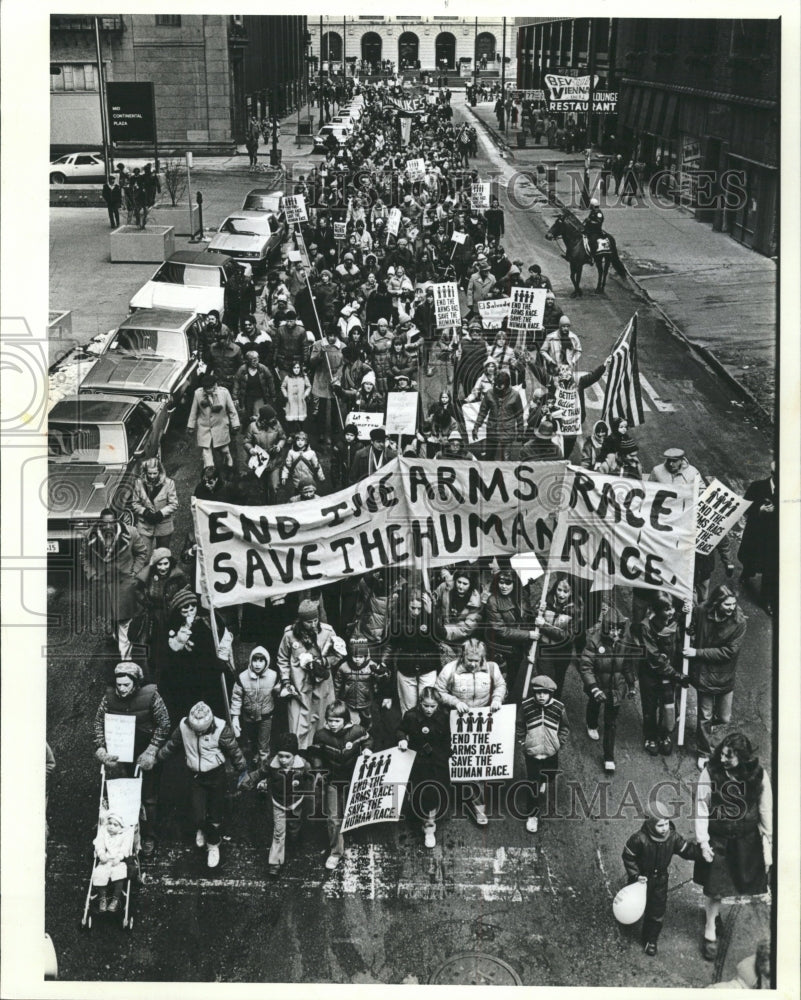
[738,463,777,614]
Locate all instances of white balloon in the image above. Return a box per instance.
[612,879,647,925]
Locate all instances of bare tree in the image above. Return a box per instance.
[162,159,187,207]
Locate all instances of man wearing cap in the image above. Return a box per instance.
[434,428,476,462]
[276,600,344,749]
[94,661,171,855]
[335,252,362,295]
[350,426,397,482]
[582,197,606,260]
[157,700,252,868]
[466,257,496,315]
[82,508,149,661]
[187,374,240,477]
[520,417,563,462]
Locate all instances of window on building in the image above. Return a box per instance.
[730,20,770,56]
[155,15,182,27]
[50,63,98,92]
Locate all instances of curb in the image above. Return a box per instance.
[468,105,772,425]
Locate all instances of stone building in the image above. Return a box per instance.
[309,16,514,79]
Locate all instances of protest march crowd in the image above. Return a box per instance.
[81,76,775,961]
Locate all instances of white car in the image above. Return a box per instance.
[129,251,251,315]
[206,210,285,271]
[312,124,353,154]
[50,152,106,184]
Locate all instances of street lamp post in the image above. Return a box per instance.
[472,17,478,107]
[500,17,506,134]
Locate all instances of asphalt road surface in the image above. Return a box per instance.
[45,95,774,986]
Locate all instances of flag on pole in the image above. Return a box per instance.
[602,314,645,427]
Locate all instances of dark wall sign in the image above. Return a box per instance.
[107,82,155,143]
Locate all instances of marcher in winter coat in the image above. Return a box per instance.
[472,371,524,459]
[131,459,179,557]
[738,465,777,613]
[388,589,441,714]
[134,547,188,674]
[483,570,537,687]
[533,574,583,700]
[436,638,507,712]
[230,645,279,767]
[397,687,452,846]
[433,569,482,666]
[519,675,569,832]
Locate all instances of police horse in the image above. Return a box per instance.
[545,214,627,297]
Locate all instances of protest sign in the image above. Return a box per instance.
[341,746,416,832]
[387,207,402,237]
[385,391,418,436]
[695,480,751,555]
[104,713,136,763]
[333,221,347,241]
[547,466,696,599]
[105,776,143,827]
[346,410,385,441]
[400,117,412,146]
[433,282,461,329]
[470,182,491,210]
[449,706,516,782]
[554,379,583,436]
[282,195,308,224]
[510,551,545,584]
[286,250,302,264]
[192,457,568,606]
[406,157,425,180]
[477,297,511,329]
[450,231,468,245]
[508,287,548,331]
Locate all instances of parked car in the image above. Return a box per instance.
[206,210,285,271]
[241,187,284,214]
[47,393,170,552]
[49,152,106,184]
[78,308,205,425]
[311,124,353,155]
[128,250,251,315]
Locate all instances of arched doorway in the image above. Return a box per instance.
[475,32,496,65]
[321,31,342,63]
[435,31,456,71]
[398,32,419,70]
[361,31,382,72]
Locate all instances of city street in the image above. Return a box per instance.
[44,92,774,986]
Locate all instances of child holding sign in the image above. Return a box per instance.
[398,687,452,848]
[309,701,373,870]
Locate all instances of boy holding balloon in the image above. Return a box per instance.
[619,810,709,956]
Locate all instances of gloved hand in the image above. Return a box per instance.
[591,686,606,703]
[232,717,241,738]
[677,673,693,688]
[381,698,392,710]
[136,747,157,771]
[398,739,409,752]
[701,844,715,863]
[637,875,648,884]
[96,747,119,766]
[153,510,165,522]
[237,771,255,792]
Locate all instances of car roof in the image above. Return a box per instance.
[117,308,197,331]
[165,250,225,267]
[245,188,283,197]
[49,394,140,423]
[222,210,274,221]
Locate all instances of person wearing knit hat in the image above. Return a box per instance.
[94,658,171,855]
[230,646,279,769]
[520,416,563,462]
[520,673,569,834]
[156,700,251,868]
[259,725,311,876]
[276,598,343,749]
[621,805,706,956]
[335,634,391,731]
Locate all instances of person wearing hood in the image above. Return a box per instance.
[331,422,361,490]
[91,811,136,913]
[352,369,386,413]
[275,599,344,750]
[543,316,582,371]
[157,700,252,869]
[633,592,693,757]
[685,584,748,770]
[581,419,609,470]
[397,686,452,848]
[579,603,638,773]
[600,416,636,461]
[131,458,179,560]
[256,731,312,878]
[622,806,705,956]
[230,646,279,769]
[279,430,325,496]
[520,675,569,834]
[134,547,188,674]
[94,660,171,855]
[693,733,772,961]
[472,370,524,460]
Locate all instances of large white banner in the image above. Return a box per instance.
[341,746,416,832]
[449,706,516,782]
[547,466,697,599]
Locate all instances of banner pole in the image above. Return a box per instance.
[677,473,699,747]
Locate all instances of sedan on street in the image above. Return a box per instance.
[49,152,106,184]
[206,210,285,271]
[128,250,251,315]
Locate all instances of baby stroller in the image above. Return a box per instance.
[80,765,141,931]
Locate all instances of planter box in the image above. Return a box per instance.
[110,225,175,263]
[149,202,202,237]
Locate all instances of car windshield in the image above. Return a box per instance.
[242,194,282,212]
[106,327,188,361]
[152,262,222,287]
[48,422,128,464]
[52,155,70,164]
[220,216,271,237]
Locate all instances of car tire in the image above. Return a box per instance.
[50,173,66,185]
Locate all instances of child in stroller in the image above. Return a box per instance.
[91,810,136,914]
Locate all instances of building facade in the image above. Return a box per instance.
[50,14,307,155]
[309,17,514,78]
[515,17,778,257]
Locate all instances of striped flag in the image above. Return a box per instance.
[602,313,645,427]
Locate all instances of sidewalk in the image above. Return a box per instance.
[190,103,318,173]
[467,101,776,419]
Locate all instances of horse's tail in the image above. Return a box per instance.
[609,236,628,278]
